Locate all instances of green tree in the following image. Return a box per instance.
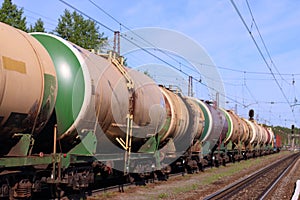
[0,0,27,31]
[29,18,45,32]
[54,9,107,50]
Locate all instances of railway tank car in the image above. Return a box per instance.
[0,22,57,156]
[180,98,229,168]
[197,100,228,155]
[0,22,279,199]
[30,32,169,155]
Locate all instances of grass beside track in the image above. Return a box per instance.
[88,151,291,200]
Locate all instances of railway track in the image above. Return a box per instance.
[66,171,180,199]
[63,183,132,200]
[204,152,300,200]
[58,152,291,200]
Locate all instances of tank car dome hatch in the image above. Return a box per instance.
[0,22,57,154]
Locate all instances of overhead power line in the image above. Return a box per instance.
[245,0,290,86]
[229,0,296,124]
[23,8,58,24]
[59,0,115,32]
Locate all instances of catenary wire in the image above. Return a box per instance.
[229,0,297,125]
[245,0,290,86]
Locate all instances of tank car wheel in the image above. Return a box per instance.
[214,159,219,168]
[222,158,226,166]
[9,188,16,200]
[50,184,64,199]
[198,163,204,172]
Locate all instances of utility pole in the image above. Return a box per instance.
[291,124,295,150]
[188,76,193,97]
[113,31,120,55]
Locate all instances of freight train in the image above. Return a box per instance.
[0,22,279,199]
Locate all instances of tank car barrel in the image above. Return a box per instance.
[0,22,57,156]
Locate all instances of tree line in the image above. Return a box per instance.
[0,0,107,50]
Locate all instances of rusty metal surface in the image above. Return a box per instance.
[206,103,227,146]
[266,127,275,145]
[242,118,254,146]
[158,87,189,143]
[0,22,57,144]
[249,120,261,146]
[264,127,271,145]
[95,61,167,151]
[226,110,243,144]
[240,117,250,143]
[184,97,205,142]
[259,125,268,145]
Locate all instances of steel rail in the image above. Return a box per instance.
[203,153,299,200]
[259,153,300,199]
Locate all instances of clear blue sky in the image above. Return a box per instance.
[3,0,300,128]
